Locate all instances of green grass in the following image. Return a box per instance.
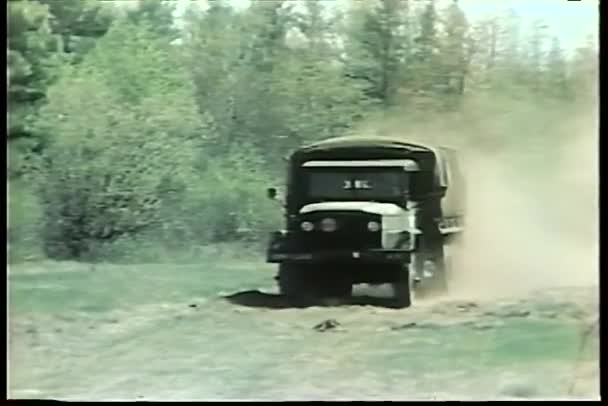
[8,258,270,315]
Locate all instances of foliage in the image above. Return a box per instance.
[125,0,179,39]
[7,0,116,177]
[7,180,44,263]
[7,0,598,262]
[33,22,204,260]
[7,0,62,143]
[38,0,116,61]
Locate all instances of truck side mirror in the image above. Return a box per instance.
[267,187,277,200]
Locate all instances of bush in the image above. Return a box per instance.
[33,22,207,260]
[7,180,44,262]
[160,146,283,247]
[30,20,283,261]
[36,89,202,259]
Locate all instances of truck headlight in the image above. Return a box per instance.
[300,221,314,232]
[367,221,380,232]
[320,218,337,232]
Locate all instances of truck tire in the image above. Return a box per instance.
[414,245,448,298]
[278,263,317,307]
[391,265,412,309]
[428,246,449,293]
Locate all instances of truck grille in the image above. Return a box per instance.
[296,211,381,251]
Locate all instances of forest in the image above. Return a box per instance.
[7,0,598,263]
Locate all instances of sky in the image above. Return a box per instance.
[457,0,598,51]
[122,0,599,54]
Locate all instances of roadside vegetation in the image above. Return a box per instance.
[7,0,597,264]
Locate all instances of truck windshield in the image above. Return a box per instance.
[306,169,407,201]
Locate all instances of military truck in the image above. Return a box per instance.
[266,136,465,308]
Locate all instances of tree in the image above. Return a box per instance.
[544,36,570,99]
[242,0,292,74]
[343,0,411,106]
[7,0,64,178]
[270,0,370,155]
[523,18,549,92]
[185,0,294,157]
[465,17,497,89]
[34,22,207,259]
[7,0,116,178]
[466,9,525,92]
[439,0,470,96]
[291,0,338,57]
[126,0,179,40]
[7,0,62,141]
[569,35,598,103]
[495,9,523,81]
[212,0,294,158]
[183,0,241,149]
[38,0,116,62]
[410,0,439,93]
[75,19,190,106]
[233,0,369,161]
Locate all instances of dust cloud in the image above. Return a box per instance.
[361,98,599,301]
[446,107,599,301]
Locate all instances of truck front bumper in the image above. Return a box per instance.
[267,249,410,264]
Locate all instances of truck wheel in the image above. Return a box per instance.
[391,265,412,309]
[431,245,449,292]
[415,246,448,298]
[429,253,449,293]
[277,263,316,306]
